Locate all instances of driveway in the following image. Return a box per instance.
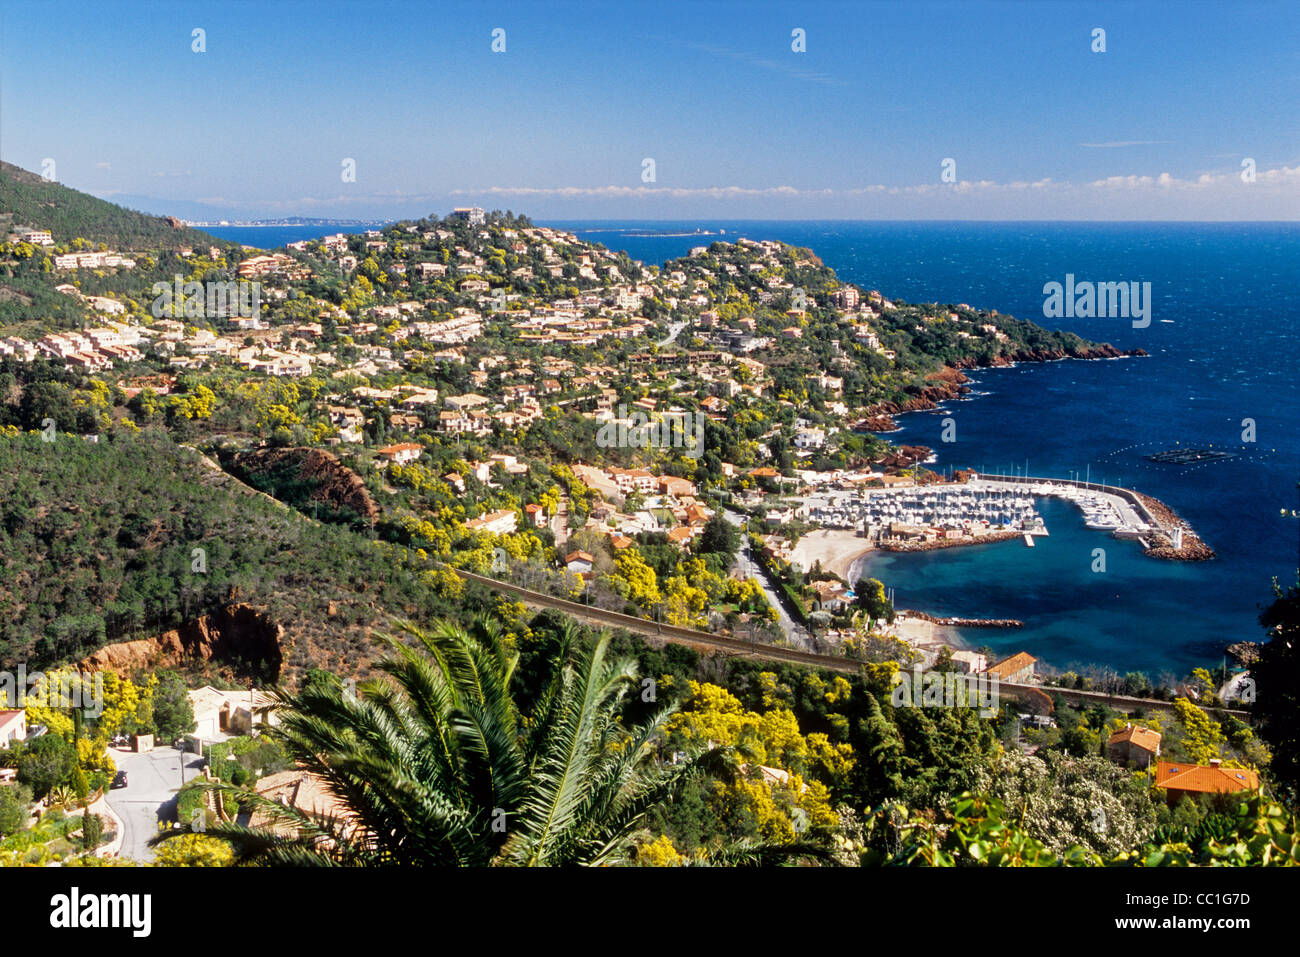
[551,499,569,551]
[103,745,205,861]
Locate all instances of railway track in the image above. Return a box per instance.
[449,567,1252,720]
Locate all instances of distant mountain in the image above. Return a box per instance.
[185,217,392,228]
[90,193,406,226]
[88,192,259,223]
[0,162,222,249]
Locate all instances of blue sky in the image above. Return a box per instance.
[3,0,1297,220]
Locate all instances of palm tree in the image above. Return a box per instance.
[155,617,813,866]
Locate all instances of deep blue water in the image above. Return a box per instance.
[558,221,1300,677]
[203,224,387,248]
[207,218,1300,676]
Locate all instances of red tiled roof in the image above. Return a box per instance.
[985,652,1037,680]
[1155,761,1259,795]
[1108,725,1162,753]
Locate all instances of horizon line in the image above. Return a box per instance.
[195,217,1300,226]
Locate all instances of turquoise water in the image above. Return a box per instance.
[210,219,1300,676]
[563,222,1299,677]
[848,498,1212,677]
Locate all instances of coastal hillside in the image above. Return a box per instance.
[651,241,1141,429]
[0,162,245,332]
[0,160,220,250]
[0,180,1148,681]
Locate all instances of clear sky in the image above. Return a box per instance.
[3,0,1297,220]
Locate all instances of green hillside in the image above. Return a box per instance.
[0,427,470,681]
[0,160,222,250]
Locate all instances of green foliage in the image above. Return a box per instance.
[854,577,895,629]
[175,781,212,832]
[989,750,1158,857]
[1256,577,1300,805]
[870,794,1096,866]
[70,765,89,802]
[0,783,32,837]
[871,792,1300,867]
[81,807,103,850]
[150,670,196,740]
[16,733,76,798]
[0,429,467,678]
[697,513,739,557]
[152,833,234,866]
[158,616,813,866]
[0,160,224,251]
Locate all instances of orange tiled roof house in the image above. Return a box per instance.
[1154,759,1259,806]
[983,652,1037,684]
[1107,724,1162,768]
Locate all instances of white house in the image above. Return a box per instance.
[565,550,595,575]
[188,687,278,739]
[0,710,26,748]
[465,509,518,535]
[377,442,423,466]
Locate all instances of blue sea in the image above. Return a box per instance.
[212,219,1300,677]
[203,223,388,249]
[558,221,1299,678]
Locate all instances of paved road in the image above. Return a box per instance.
[657,321,687,347]
[722,508,811,648]
[103,746,204,861]
[551,499,569,550]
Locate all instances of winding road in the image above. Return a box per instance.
[657,321,687,347]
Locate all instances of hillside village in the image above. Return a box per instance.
[0,170,1287,874]
[0,197,1144,665]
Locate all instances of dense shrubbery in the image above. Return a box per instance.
[0,429,476,677]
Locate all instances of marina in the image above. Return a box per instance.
[797,474,1160,549]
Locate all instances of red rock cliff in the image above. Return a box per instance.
[77,604,283,680]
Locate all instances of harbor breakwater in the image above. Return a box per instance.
[899,609,1024,628]
[978,474,1214,562]
[880,529,1024,552]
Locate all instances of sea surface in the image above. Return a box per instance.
[213,219,1300,676]
[556,221,1299,677]
[203,223,388,248]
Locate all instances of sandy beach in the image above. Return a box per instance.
[789,529,874,580]
[892,614,970,647]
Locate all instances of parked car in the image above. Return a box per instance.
[111,771,128,789]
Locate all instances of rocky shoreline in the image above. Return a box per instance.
[880,529,1024,552]
[899,609,1024,628]
[856,346,1147,433]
